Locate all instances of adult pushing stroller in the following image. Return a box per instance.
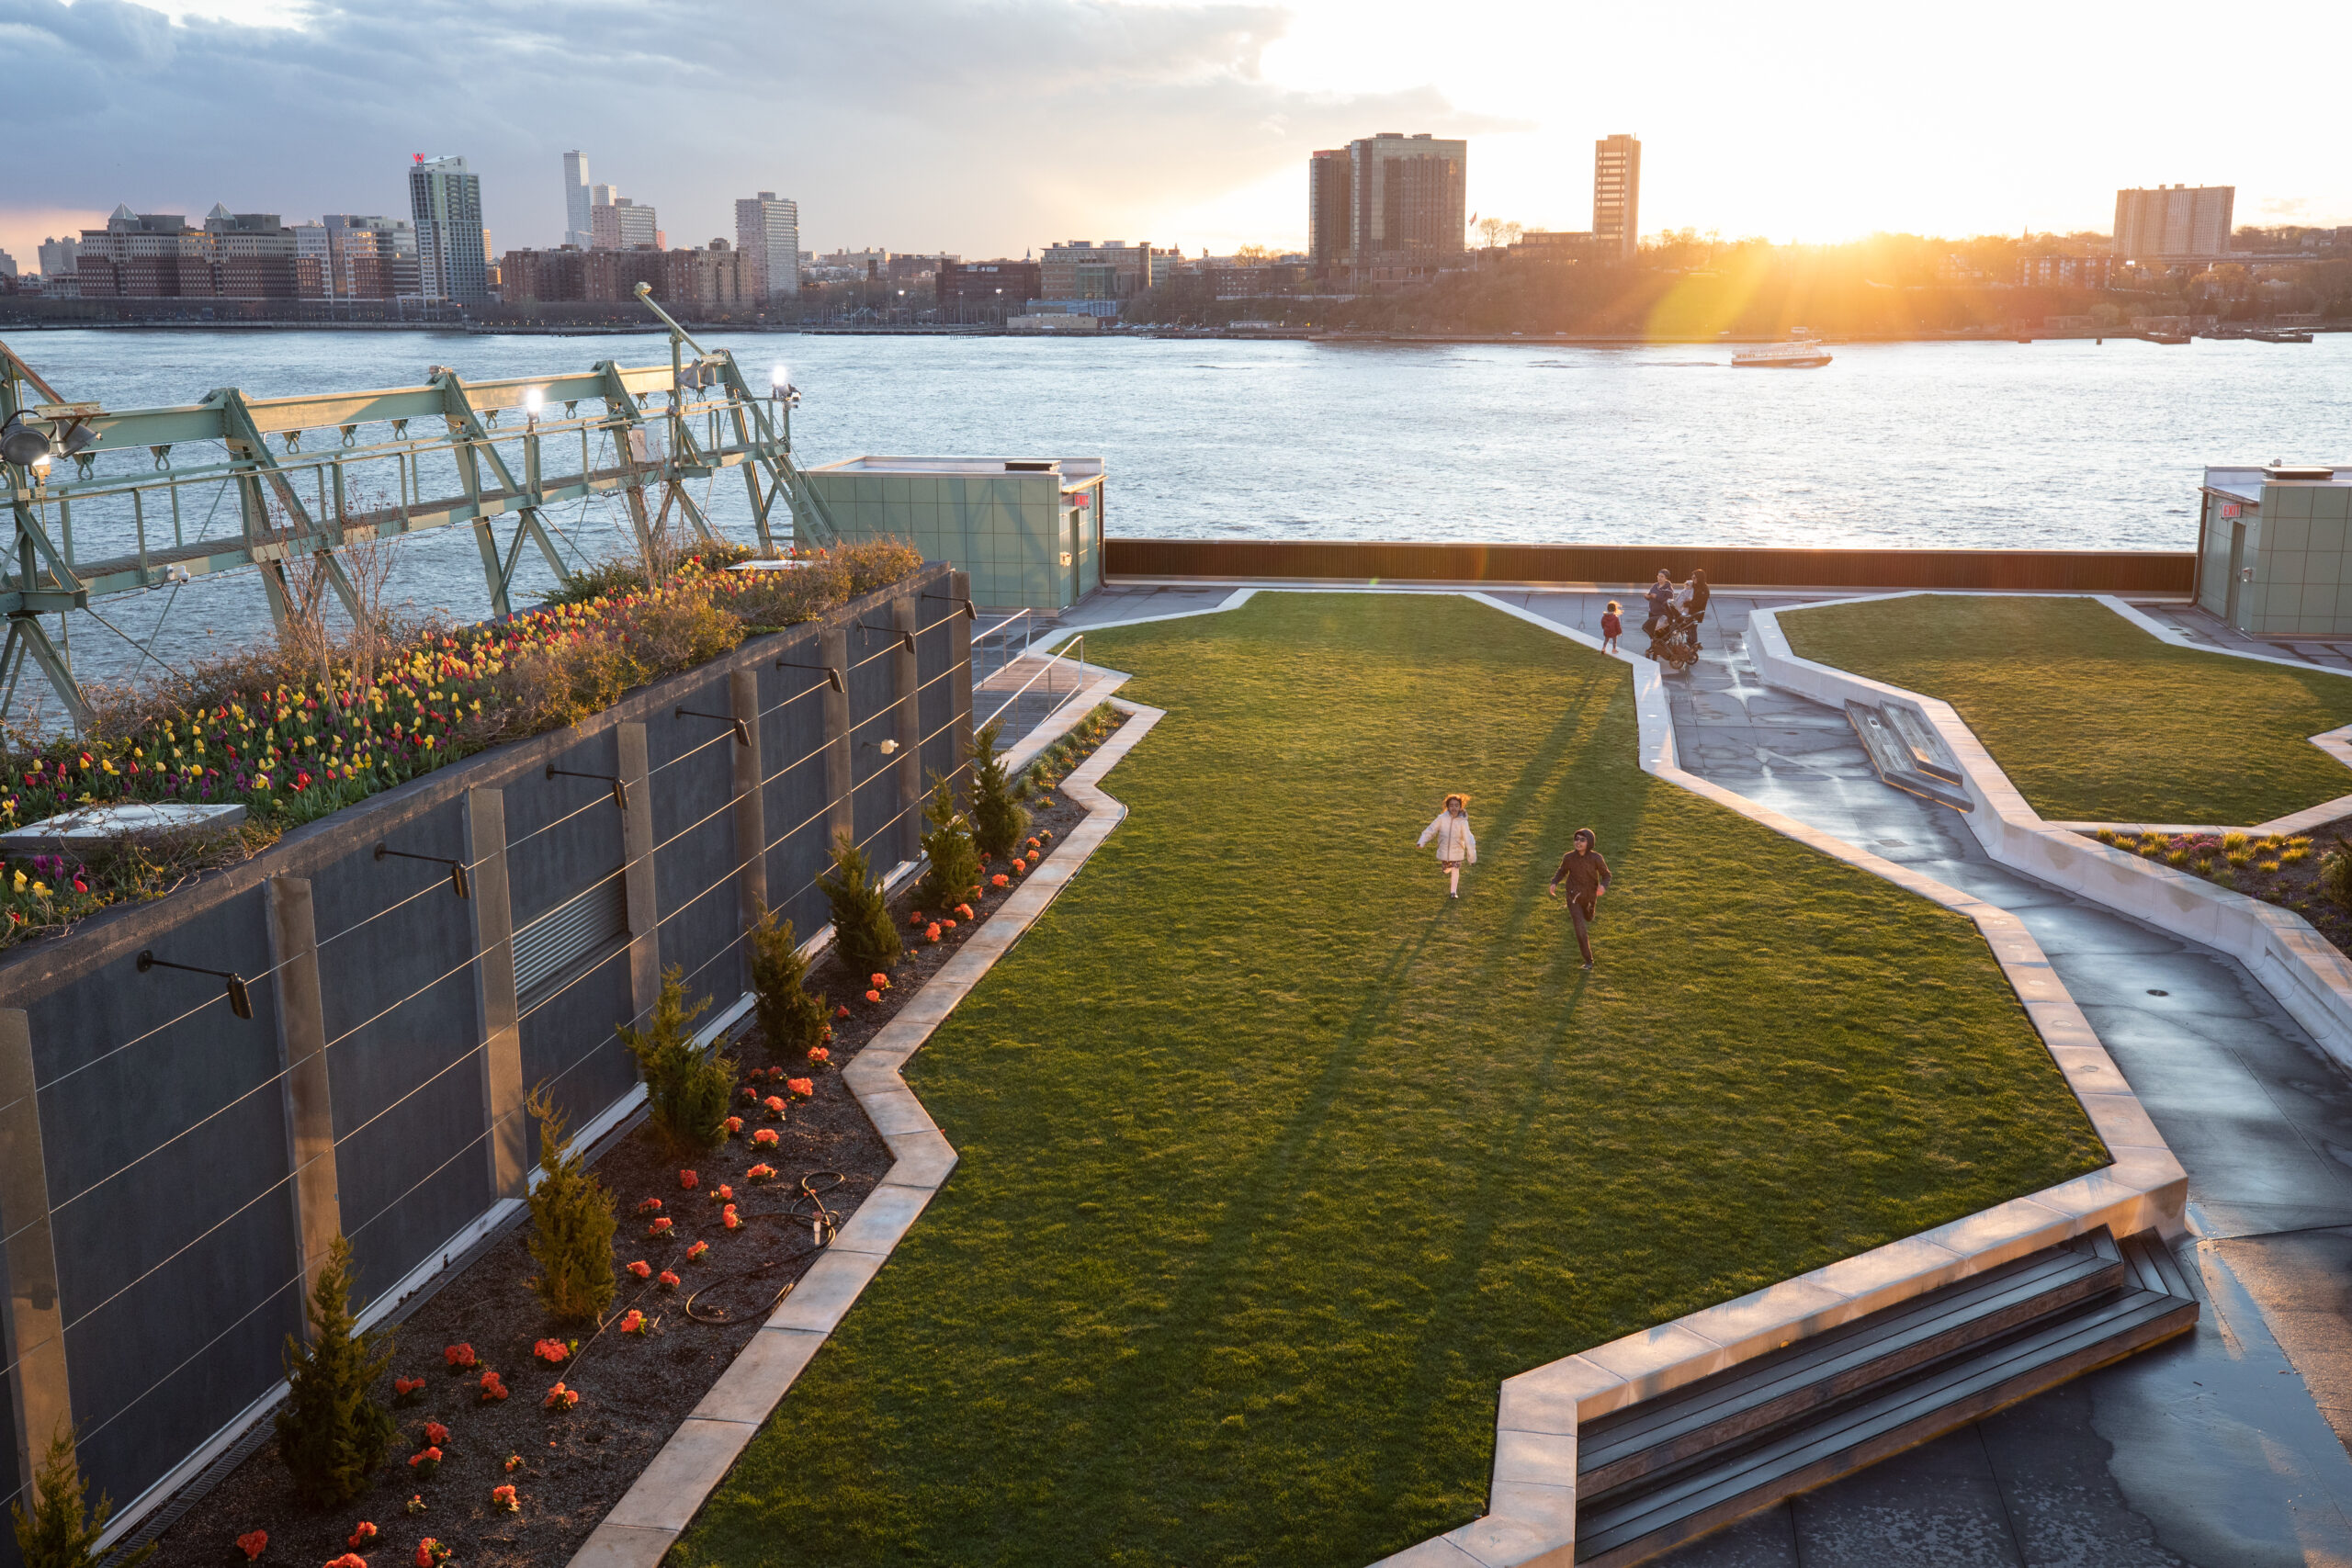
[1644,604,1702,672]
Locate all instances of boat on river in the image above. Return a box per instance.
[1731,337,1833,368]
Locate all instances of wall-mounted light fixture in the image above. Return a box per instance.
[776,659,845,694]
[547,763,628,810]
[676,705,751,747]
[856,620,917,654]
[375,840,471,899]
[922,592,979,621]
[138,950,254,1020]
[862,738,900,756]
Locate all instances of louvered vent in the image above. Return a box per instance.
[513,874,628,999]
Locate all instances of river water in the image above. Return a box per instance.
[4,326,2346,700]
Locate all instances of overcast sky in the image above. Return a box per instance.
[6,0,2348,268]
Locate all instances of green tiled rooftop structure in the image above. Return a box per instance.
[2197,463,2352,637]
[802,456,1106,611]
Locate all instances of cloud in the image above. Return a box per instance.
[1,0,1504,255]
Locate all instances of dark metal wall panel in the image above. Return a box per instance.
[917,597,961,810]
[757,636,836,953]
[515,949,635,1149]
[649,677,751,1015]
[26,887,300,1526]
[1102,537,2199,594]
[846,620,902,867]
[309,795,492,1307]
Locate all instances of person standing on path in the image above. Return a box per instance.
[1548,828,1612,970]
[1683,568,1712,649]
[1417,794,1477,899]
[1643,570,1676,637]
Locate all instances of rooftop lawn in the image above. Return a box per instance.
[682,592,2106,1568]
[1779,594,2352,826]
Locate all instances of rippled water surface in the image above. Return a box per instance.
[6,326,2346,693]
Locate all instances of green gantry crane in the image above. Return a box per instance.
[0,286,842,728]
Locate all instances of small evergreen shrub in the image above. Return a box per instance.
[11,1429,154,1568]
[918,774,982,911]
[819,833,902,979]
[275,1235,398,1508]
[968,719,1028,859]
[620,967,733,1154]
[750,907,831,1059]
[525,1089,617,1324]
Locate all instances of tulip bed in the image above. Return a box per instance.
[684,592,2106,1568]
[1779,593,2352,826]
[0,540,921,945]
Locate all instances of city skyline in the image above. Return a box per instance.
[4,0,2348,268]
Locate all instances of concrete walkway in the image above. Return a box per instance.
[1487,589,2352,1567]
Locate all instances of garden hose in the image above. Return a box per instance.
[682,1169,849,1324]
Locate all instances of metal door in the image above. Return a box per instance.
[2224,520,2246,626]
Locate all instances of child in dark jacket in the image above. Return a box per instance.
[1600,601,1623,654]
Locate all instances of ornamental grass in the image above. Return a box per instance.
[0,539,922,949]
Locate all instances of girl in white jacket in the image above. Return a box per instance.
[1417,794,1477,898]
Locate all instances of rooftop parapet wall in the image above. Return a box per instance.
[0,562,966,1561]
[1105,538,2196,594]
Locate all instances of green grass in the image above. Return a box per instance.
[683,593,2106,1568]
[1780,594,2352,826]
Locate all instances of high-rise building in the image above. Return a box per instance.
[409,154,488,302]
[36,237,79,278]
[592,194,659,251]
[1304,133,1467,276]
[1593,134,1640,262]
[562,151,593,250]
[734,193,801,299]
[1307,149,1351,266]
[2112,186,2233,262]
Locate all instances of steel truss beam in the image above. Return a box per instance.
[0,295,833,729]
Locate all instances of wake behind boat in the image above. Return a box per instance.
[1732,337,1834,368]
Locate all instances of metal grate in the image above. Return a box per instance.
[513,874,628,998]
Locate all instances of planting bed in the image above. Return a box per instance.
[135,713,1120,1568]
[2087,820,2352,955]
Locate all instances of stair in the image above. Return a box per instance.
[1845,700,1971,811]
[1571,1228,2197,1565]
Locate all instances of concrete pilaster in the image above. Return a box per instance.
[0,1009,69,1498]
[265,874,342,1303]
[464,788,526,1200]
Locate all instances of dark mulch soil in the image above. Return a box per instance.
[142,715,1120,1568]
[2086,818,2352,953]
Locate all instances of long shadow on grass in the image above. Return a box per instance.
[1057,906,1457,1554]
[1057,655,1625,1556]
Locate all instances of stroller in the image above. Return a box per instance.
[1644,605,1702,672]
